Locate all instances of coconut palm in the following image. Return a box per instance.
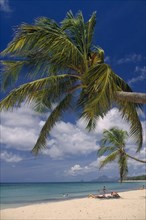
[0,11,144,154]
[97,127,146,182]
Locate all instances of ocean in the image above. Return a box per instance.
[0,182,145,209]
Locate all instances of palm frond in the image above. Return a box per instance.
[79,63,143,148]
[2,16,84,69]
[31,76,78,113]
[79,104,99,131]
[61,11,86,55]
[32,94,72,155]
[86,12,96,52]
[99,150,119,169]
[0,74,77,111]
[1,60,27,90]
[118,101,143,151]
[25,51,53,78]
[97,146,117,157]
[86,64,119,107]
[76,90,97,130]
[78,64,115,130]
[30,90,53,113]
[101,128,128,148]
[89,47,105,65]
[0,11,143,157]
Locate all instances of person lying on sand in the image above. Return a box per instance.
[88,194,106,198]
[88,192,120,199]
[107,192,120,198]
[110,192,120,198]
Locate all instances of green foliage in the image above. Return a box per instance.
[32,94,73,155]
[0,11,143,154]
[118,154,128,183]
[125,175,146,180]
[100,128,129,147]
[98,127,129,182]
[98,127,145,182]
[99,151,119,169]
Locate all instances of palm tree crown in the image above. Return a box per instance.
[0,11,143,154]
[98,127,146,182]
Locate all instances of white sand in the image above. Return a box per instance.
[1,189,146,220]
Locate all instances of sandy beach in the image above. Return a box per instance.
[1,189,146,220]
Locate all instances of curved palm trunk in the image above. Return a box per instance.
[126,153,146,163]
[115,91,146,104]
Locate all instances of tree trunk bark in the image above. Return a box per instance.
[126,153,146,163]
[115,91,146,104]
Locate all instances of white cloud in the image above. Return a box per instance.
[0,150,22,163]
[1,105,44,150]
[1,105,145,162]
[42,108,132,159]
[117,54,142,64]
[66,109,146,177]
[43,146,63,159]
[95,108,130,133]
[67,164,82,176]
[0,0,11,12]
[128,66,146,85]
[66,164,90,176]
[66,156,117,176]
[77,108,130,136]
[66,145,146,177]
[42,120,99,159]
[1,104,145,179]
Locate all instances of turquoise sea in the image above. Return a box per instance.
[0,182,145,209]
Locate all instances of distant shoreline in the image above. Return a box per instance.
[122,180,146,182]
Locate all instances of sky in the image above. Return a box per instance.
[0,0,146,182]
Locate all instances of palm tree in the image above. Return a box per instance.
[0,11,144,154]
[97,127,146,182]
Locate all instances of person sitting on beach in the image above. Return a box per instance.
[102,192,120,199]
[110,192,120,198]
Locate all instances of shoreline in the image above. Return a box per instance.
[1,189,146,220]
[122,180,146,182]
[1,186,145,210]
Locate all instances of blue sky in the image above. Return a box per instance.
[0,0,146,182]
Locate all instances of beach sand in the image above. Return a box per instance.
[1,189,146,220]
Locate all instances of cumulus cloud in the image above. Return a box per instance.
[42,108,132,159]
[65,156,117,176]
[1,106,44,150]
[0,150,22,163]
[66,163,92,176]
[66,146,146,177]
[42,120,99,159]
[67,164,83,176]
[117,54,142,64]
[1,105,145,162]
[65,109,146,177]
[1,104,145,179]
[1,105,98,156]
[128,66,146,85]
[0,0,11,12]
